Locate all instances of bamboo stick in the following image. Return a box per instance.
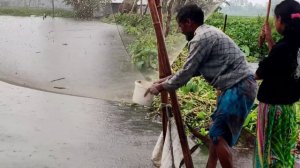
[148,0,194,167]
[265,0,272,23]
[154,0,168,139]
[259,0,272,48]
[223,14,227,33]
[155,0,163,28]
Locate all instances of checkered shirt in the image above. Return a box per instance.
[162,25,253,91]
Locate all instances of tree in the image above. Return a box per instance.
[63,0,107,18]
[120,0,137,13]
[52,0,55,17]
[165,0,175,37]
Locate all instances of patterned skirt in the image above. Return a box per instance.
[255,102,297,168]
[210,75,257,147]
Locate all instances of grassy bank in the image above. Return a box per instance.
[0,7,74,18]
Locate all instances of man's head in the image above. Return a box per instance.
[176,4,204,41]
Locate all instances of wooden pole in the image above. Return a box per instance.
[143,4,148,15]
[223,14,227,33]
[265,0,272,24]
[259,0,272,48]
[155,0,163,27]
[148,0,194,167]
[140,0,143,15]
[154,0,168,140]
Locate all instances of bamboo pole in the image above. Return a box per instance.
[265,0,272,24]
[148,0,194,167]
[155,0,168,140]
[259,0,272,48]
[155,0,163,27]
[223,14,227,33]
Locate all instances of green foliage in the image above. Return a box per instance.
[243,102,258,133]
[206,13,281,62]
[63,0,104,18]
[106,14,158,70]
[0,7,74,17]
[111,12,284,72]
[129,35,158,70]
[104,13,183,71]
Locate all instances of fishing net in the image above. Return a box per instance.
[1,0,286,103]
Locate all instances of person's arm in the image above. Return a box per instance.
[145,36,214,96]
[256,45,283,80]
[162,37,214,91]
[144,44,203,96]
[153,75,173,84]
[144,75,173,96]
[264,23,275,51]
[254,73,261,80]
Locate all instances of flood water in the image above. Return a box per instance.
[0,16,144,102]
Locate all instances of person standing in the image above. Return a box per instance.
[255,0,300,167]
[145,4,257,168]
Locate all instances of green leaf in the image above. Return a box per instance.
[197,111,206,119]
[241,45,250,57]
[136,61,144,70]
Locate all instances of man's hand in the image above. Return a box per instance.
[144,83,164,96]
[153,75,173,84]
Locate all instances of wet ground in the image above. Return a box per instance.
[0,77,253,167]
[0,81,161,168]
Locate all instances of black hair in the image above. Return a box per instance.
[176,4,204,26]
[275,0,300,47]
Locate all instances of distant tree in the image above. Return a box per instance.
[120,0,138,13]
[221,0,266,16]
[63,0,108,18]
[183,0,226,16]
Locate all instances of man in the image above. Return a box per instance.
[145,4,257,168]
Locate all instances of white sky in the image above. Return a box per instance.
[250,0,268,5]
[250,0,300,5]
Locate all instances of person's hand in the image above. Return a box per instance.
[144,83,164,96]
[254,73,261,80]
[259,23,274,50]
[264,23,273,43]
[153,75,173,84]
[258,26,266,48]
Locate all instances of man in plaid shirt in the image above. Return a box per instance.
[145,4,257,168]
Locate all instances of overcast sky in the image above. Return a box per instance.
[250,0,300,5]
[250,0,267,5]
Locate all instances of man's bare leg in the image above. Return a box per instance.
[206,139,218,168]
[215,137,233,168]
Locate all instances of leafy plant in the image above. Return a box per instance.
[63,0,105,18]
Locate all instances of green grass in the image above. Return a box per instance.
[0,7,74,18]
